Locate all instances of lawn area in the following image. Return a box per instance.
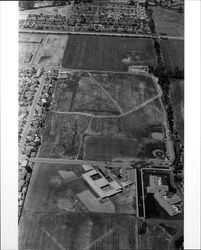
[170,79,184,143]
[151,6,184,37]
[62,35,156,71]
[160,39,184,71]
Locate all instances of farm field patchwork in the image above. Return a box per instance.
[160,39,184,71]
[151,6,184,37]
[62,35,156,71]
[170,79,184,143]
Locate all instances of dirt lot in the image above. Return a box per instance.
[170,79,184,144]
[160,40,184,71]
[151,6,184,37]
[39,113,90,159]
[62,35,156,71]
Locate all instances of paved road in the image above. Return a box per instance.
[19,74,46,153]
[19,29,184,41]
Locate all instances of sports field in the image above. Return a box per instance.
[151,6,184,37]
[161,40,184,71]
[62,35,156,71]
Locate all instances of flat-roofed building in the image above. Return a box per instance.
[82,169,122,199]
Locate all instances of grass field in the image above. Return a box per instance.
[62,35,156,71]
[19,211,139,250]
[161,39,184,71]
[151,6,184,37]
[83,135,166,161]
[170,79,184,143]
[39,113,90,158]
[24,163,87,213]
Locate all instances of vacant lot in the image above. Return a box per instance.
[19,211,139,250]
[19,33,45,65]
[54,72,158,114]
[36,35,69,67]
[151,6,184,36]
[54,73,119,114]
[83,135,166,161]
[39,113,90,158]
[170,79,184,143]
[161,39,184,71]
[93,73,158,112]
[62,35,156,71]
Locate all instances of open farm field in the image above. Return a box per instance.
[170,79,184,143]
[83,135,166,161]
[39,113,90,159]
[161,40,184,71]
[151,7,184,37]
[19,211,139,250]
[62,35,156,71]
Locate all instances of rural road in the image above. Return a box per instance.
[19,74,46,153]
[19,29,184,41]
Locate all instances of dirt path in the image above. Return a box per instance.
[50,94,160,119]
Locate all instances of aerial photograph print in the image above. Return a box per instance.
[18,0,184,249]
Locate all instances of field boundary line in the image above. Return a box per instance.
[50,94,160,119]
